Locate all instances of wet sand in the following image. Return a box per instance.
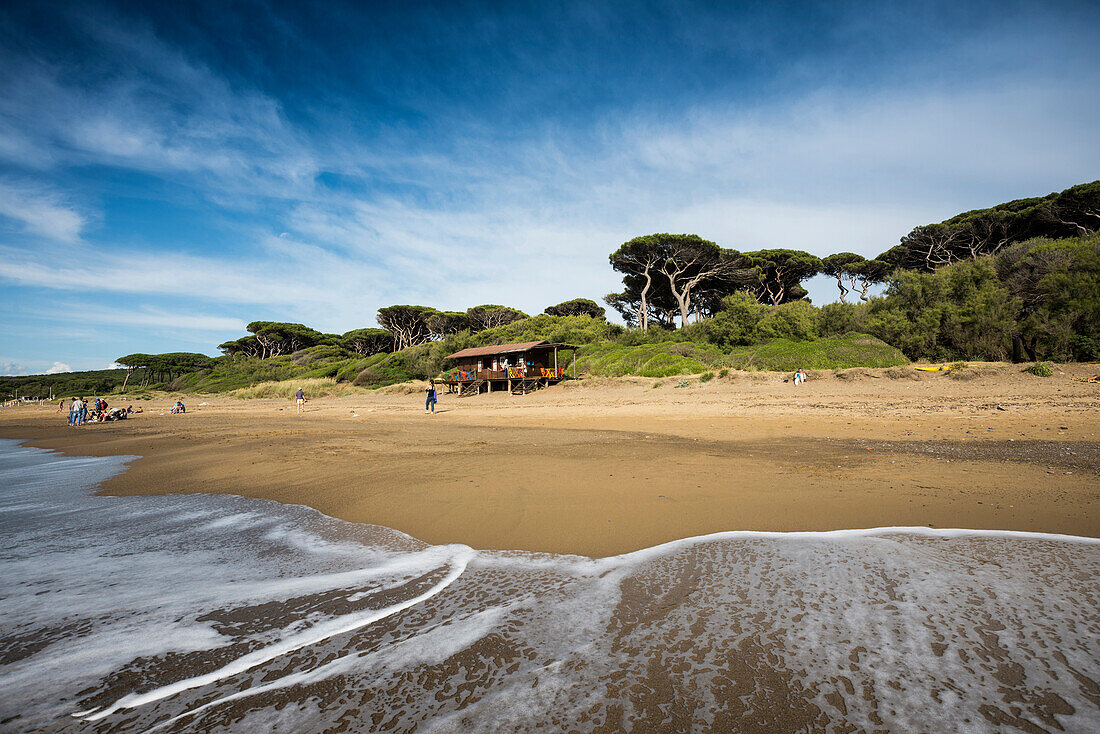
[6,444,1097,733]
[2,365,1098,557]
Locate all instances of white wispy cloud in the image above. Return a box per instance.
[0,180,85,242]
[0,4,1097,343]
[0,360,77,377]
[2,71,1097,328]
[0,19,318,204]
[41,305,248,333]
[0,361,32,376]
[273,76,1099,311]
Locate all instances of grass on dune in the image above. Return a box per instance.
[727,334,909,372]
[574,333,907,377]
[573,341,725,378]
[228,378,365,400]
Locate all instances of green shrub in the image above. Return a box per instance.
[700,372,714,382]
[998,234,1100,361]
[690,292,821,349]
[1071,335,1100,361]
[863,259,1020,361]
[1024,361,1054,377]
[690,292,767,349]
[615,327,686,346]
[335,361,368,382]
[727,334,908,372]
[819,302,864,336]
[718,368,729,378]
[636,353,709,378]
[291,344,354,365]
[755,300,820,341]
[474,314,618,347]
[572,340,727,378]
[353,367,382,386]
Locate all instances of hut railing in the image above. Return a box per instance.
[443,366,567,382]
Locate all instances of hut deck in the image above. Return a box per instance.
[440,370,570,397]
[442,341,578,397]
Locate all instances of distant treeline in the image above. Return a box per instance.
[4,182,1097,398]
[214,299,603,359]
[0,369,127,400]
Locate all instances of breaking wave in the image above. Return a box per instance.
[1,440,1097,733]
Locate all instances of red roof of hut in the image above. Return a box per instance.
[442,341,576,360]
[445,341,550,360]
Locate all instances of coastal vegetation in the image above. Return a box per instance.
[227,377,362,400]
[4,182,1097,399]
[0,368,129,400]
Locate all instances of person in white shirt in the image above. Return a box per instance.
[69,398,85,426]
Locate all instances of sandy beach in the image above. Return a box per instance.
[3,367,1100,733]
[3,365,1097,557]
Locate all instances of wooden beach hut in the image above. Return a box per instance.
[441,340,579,397]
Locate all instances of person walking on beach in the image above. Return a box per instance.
[67,397,78,426]
[295,387,305,414]
[425,381,437,414]
[57,399,65,413]
[70,397,85,426]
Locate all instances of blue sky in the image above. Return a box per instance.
[1,0,1098,374]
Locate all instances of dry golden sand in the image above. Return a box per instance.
[2,364,1098,557]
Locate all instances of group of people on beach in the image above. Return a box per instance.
[62,397,133,426]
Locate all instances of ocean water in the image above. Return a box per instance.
[1,439,1097,733]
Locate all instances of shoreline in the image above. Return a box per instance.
[2,368,1098,556]
[5,436,1097,733]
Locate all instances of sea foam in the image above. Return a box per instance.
[0,440,1096,733]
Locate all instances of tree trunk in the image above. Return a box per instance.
[639,271,652,331]
[1012,334,1039,363]
[674,290,691,329]
[1024,336,1038,362]
[834,275,848,303]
